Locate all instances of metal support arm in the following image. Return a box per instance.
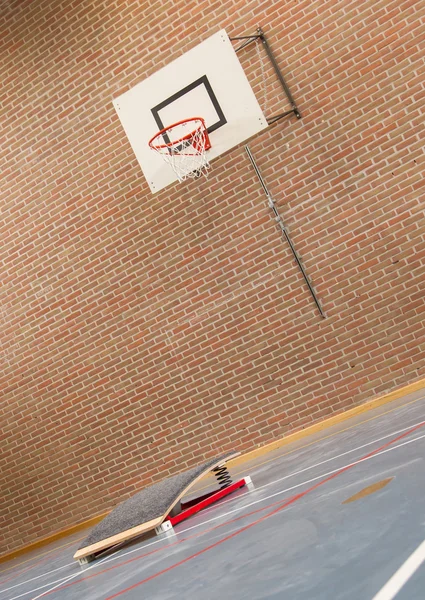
[245,146,326,318]
[230,27,301,122]
[256,27,301,120]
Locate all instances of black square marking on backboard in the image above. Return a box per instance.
[151,75,227,136]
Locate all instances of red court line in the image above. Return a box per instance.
[39,494,297,596]
[105,421,425,599]
[31,420,425,599]
[0,538,79,587]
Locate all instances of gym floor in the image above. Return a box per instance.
[1,389,425,600]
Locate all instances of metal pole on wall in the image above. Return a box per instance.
[245,146,326,319]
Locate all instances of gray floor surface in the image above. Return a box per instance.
[1,390,425,600]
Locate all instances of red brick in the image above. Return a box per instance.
[1,0,425,558]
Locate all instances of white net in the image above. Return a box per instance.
[149,118,211,182]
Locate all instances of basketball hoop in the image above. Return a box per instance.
[148,117,211,182]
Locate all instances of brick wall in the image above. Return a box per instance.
[1,0,425,555]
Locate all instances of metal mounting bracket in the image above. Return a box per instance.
[230,26,301,124]
[155,520,174,535]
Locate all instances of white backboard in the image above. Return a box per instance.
[113,30,268,193]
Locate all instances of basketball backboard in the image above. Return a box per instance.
[113,30,268,193]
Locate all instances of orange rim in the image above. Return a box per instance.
[148,117,209,150]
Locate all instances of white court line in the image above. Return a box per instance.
[28,553,113,600]
[4,430,424,600]
[198,419,425,516]
[371,539,425,600]
[2,418,424,597]
[0,565,71,595]
[180,432,425,532]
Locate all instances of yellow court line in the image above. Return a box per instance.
[1,377,424,565]
[229,393,425,476]
[196,391,425,491]
[0,537,84,574]
[228,378,425,469]
[0,520,105,568]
